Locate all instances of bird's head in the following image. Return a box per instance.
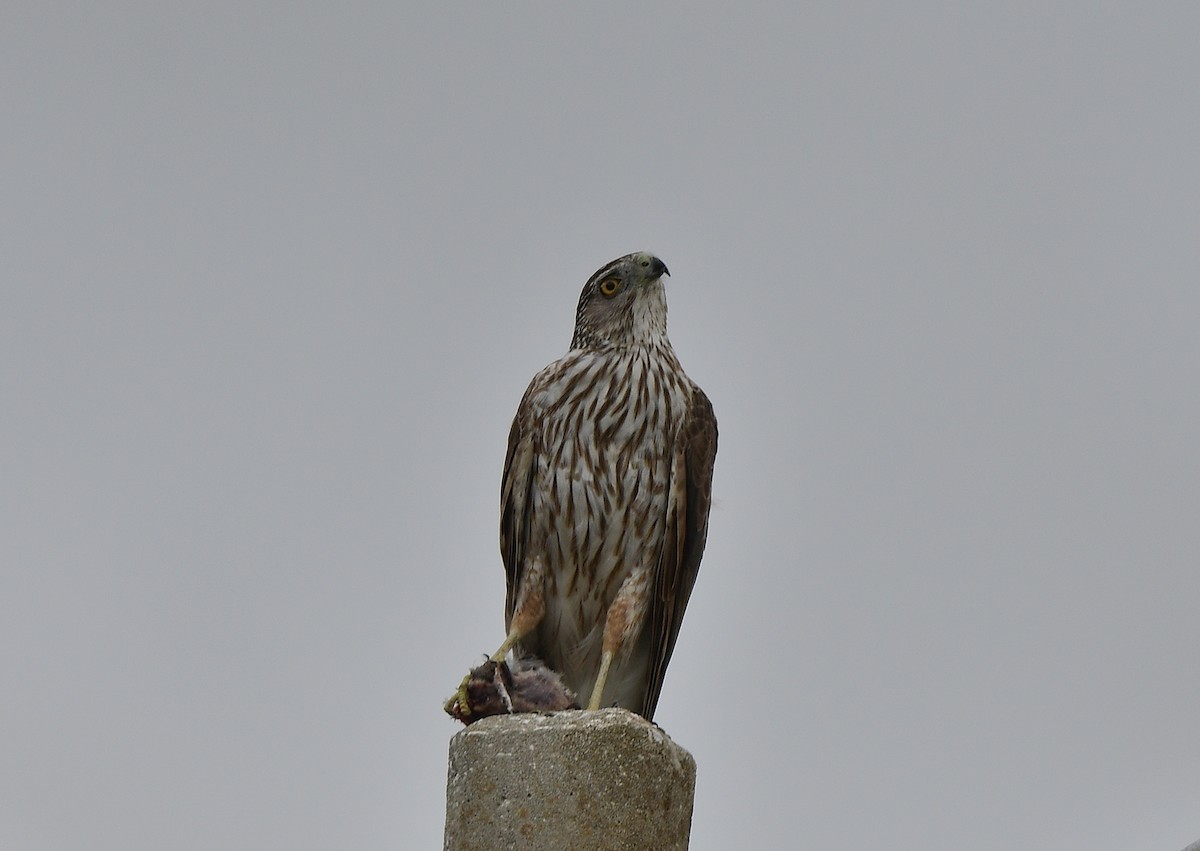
[570,252,672,351]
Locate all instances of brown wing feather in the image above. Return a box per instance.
[499,396,535,629]
[641,384,717,719]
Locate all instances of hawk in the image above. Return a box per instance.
[487,251,716,720]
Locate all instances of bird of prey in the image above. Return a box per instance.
[486,251,716,720]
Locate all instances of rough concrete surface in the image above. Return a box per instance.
[444,708,696,850]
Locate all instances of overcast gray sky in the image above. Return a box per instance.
[3,4,1198,849]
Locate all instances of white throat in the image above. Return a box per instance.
[629,280,669,346]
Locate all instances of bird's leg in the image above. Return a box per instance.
[487,609,536,663]
[446,559,545,719]
[489,558,546,662]
[589,650,615,712]
[586,568,651,711]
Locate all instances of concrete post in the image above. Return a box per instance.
[444,708,696,851]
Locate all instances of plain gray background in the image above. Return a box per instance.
[3,4,1198,849]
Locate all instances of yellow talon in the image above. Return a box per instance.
[445,674,472,719]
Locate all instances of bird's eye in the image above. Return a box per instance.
[598,278,622,298]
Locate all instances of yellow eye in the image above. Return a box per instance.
[598,277,621,298]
